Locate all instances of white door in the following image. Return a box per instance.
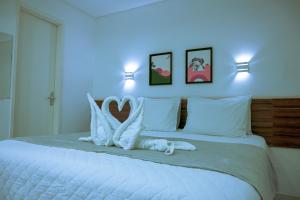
[14,10,58,137]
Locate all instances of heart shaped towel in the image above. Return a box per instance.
[80,94,196,154]
[80,94,144,150]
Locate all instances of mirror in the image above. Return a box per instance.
[0,32,13,140]
[0,32,13,99]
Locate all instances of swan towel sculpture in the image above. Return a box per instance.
[79,94,196,155]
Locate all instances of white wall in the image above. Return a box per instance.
[0,0,18,35]
[94,0,300,98]
[94,0,300,197]
[15,0,97,133]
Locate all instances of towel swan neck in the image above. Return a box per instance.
[79,94,113,146]
[113,97,144,150]
[102,96,122,130]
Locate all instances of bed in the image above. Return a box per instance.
[0,130,275,200]
[3,96,298,200]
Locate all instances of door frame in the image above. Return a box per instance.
[11,5,64,136]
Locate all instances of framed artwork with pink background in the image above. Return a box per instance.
[186,47,213,84]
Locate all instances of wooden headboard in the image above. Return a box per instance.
[96,98,300,148]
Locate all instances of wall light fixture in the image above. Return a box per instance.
[236,62,249,72]
[124,72,134,80]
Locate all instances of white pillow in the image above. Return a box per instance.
[143,97,180,131]
[183,96,251,137]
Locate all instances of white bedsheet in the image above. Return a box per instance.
[0,131,273,200]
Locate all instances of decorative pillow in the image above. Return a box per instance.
[183,96,251,137]
[143,97,181,131]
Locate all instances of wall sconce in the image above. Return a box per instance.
[124,72,134,80]
[236,62,249,72]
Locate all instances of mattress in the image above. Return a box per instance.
[0,131,275,200]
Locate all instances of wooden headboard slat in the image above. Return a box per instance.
[274,118,300,127]
[273,128,300,136]
[272,99,300,107]
[252,121,273,128]
[96,98,300,148]
[273,109,300,117]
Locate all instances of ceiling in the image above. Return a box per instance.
[62,0,164,18]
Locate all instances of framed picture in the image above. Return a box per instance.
[149,52,172,85]
[186,47,213,84]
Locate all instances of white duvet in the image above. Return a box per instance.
[0,131,273,200]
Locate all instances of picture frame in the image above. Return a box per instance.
[185,47,213,84]
[149,52,172,85]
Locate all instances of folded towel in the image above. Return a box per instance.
[79,93,113,146]
[101,96,122,130]
[80,94,196,155]
[113,97,144,150]
[138,138,196,155]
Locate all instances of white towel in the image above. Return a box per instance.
[101,96,122,130]
[79,93,113,146]
[80,94,196,155]
[138,138,196,155]
[113,97,144,150]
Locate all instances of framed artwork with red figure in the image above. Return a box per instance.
[186,47,213,84]
[149,52,172,85]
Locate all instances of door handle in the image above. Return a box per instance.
[48,92,55,106]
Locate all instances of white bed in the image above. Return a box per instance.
[0,130,275,200]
